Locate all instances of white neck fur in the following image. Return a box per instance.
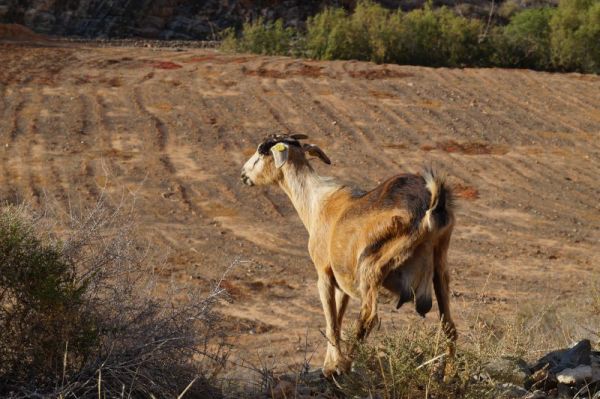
[278,163,341,233]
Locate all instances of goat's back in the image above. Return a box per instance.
[345,174,431,229]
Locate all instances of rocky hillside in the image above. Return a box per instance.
[0,0,554,40]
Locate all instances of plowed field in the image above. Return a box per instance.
[1,39,599,372]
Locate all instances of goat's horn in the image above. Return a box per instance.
[303,143,331,165]
[290,134,308,140]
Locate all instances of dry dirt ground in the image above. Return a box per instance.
[1,37,599,378]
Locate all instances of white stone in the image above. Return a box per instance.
[556,365,592,385]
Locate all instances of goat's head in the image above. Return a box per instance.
[241,134,331,186]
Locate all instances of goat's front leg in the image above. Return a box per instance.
[317,271,348,377]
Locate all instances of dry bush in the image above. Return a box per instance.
[0,198,227,398]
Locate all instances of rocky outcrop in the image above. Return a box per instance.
[0,0,552,40]
[0,0,339,39]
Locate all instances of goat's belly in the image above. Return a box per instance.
[383,243,434,316]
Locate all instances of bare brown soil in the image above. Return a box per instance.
[1,40,599,376]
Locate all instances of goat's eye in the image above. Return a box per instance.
[257,146,272,156]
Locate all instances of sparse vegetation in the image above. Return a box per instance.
[222,0,600,73]
[251,294,600,399]
[0,202,226,398]
[334,324,495,399]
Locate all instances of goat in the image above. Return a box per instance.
[241,134,456,378]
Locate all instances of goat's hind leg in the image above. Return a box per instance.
[355,260,388,342]
[433,230,457,381]
[335,288,349,328]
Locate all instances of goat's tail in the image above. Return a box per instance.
[422,168,453,232]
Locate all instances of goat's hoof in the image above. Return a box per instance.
[442,364,456,384]
[322,366,336,379]
[336,357,352,374]
[431,358,455,383]
[322,358,352,379]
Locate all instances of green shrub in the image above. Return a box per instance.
[0,207,97,387]
[222,17,297,56]
[354,1,395,62]
[439,8,486,66]
[220,27,238,52]
[410,6,484,66]
[393,6,442,65]
[305,7,353,60]
[498,0,524,19]
[305,1,484,67]
[491,7,555,70]
[306,1,399,62]
[550,0,600,73]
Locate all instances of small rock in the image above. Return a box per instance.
[556,365,592,385]
[531,339,591,374]
[557,383,575,398]
[301,368,325,384]
[524,390,546,399]
[295,385,311,396]
[525,366,551,391]
[530,367,549,383]
[497,382,528,398]
[484,357,531,385]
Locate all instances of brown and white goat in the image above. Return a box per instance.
[241,134,456,378]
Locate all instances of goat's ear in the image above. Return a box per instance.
[303,144,331,165]
[270,142,289,168]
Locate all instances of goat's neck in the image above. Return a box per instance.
[278,164,340,233]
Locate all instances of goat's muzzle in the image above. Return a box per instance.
[240,172,254,186]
